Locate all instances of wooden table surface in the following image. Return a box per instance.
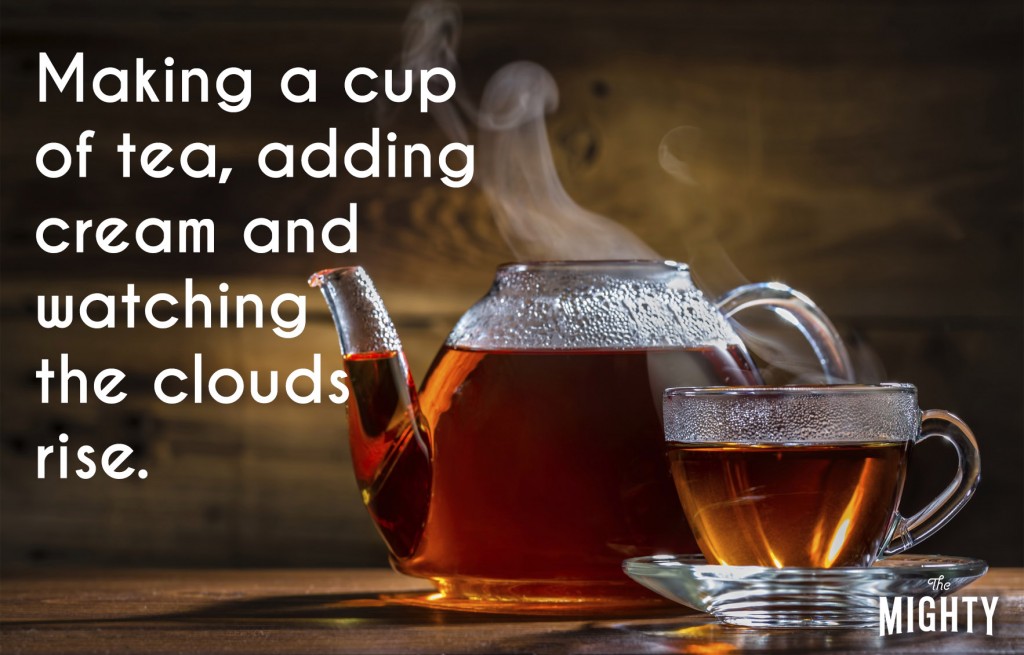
[2,568,1022,654]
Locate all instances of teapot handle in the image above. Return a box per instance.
[715,282,854,383]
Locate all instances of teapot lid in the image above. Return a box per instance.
[446,260,741,351]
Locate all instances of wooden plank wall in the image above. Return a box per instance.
[1,1,1021,567]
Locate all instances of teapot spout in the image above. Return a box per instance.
[309,267,431,559]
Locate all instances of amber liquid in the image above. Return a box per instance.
[345,345,759,600]
[667,442,909,568]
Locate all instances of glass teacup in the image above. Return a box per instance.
[663,384,980,568]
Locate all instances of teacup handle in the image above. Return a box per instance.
[882,410,981,556]
[716,282,854,383]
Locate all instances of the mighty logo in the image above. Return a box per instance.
[879,577,998,637]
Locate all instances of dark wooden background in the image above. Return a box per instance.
[1,0,1021,569]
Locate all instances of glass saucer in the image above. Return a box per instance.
[623,554,988,629]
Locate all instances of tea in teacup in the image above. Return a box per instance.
[662,384,981,569]
[667,441,909,567]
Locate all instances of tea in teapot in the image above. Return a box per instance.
[312,260,851,609]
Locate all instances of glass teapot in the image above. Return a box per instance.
[311,260,851,609]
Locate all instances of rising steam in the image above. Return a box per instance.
[400,0,473,143]
[658,126,702,187]
[658,125,873,384]
[401,1,656,260]
[397,1,875,384]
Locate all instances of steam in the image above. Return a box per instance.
[401,1,656,260]
[477,63,658,260]
[400,1,473,143]
[658,126,883,384]
[658,126,702,186]
[397,1,881,384]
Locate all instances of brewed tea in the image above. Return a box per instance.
[346,345,760,597]
[667,442,909,568]
[345,351,432,559]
